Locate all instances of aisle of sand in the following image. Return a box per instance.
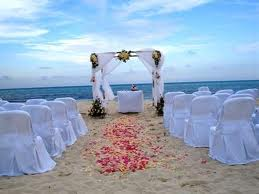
[0,100,259,194]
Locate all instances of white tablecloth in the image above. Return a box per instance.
[117,91,144,113]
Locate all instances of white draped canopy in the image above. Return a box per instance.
[90,49,164,106]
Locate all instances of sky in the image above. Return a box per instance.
[0,0,258,89]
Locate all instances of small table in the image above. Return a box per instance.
[117,91,144,113]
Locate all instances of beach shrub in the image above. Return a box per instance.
[155,97,164,116]
[88,98,106,118]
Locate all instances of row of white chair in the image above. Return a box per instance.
[0,97,88,176]
[168,95,259,164]
[164,88,258,129]
[197,87,258,98]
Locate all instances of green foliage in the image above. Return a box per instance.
[155,97,164,116]
[88,98,106,118]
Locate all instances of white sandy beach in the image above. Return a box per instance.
[0,100,259,194]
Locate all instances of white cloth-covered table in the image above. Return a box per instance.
[117,91,144,113]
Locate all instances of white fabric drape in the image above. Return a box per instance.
[136,49,164,106]
[101,58,121,102]
[91,52,118,103]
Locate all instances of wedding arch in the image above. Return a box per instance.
[89,49,164,106]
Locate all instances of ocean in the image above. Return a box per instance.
[0,80,258,102]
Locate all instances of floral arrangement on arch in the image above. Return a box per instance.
[152,50,161,67]
[155,96,164,116]
[88,98,106,118]
[90,53,98,68]
[117,50,132,62]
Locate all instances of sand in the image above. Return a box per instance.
[0,100,259,194]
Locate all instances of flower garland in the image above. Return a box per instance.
[117,50,132,63]
[152,50,161,67]
[90,53,98,68]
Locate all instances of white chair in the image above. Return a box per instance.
[163,92,185,129]
[236,89,257,99]
[55,97,88,137]
[252,88,259,98]
[184,96,220,147]
[193,91,211,96]
[214,93,231,107]
[0,100,8,106]
[229,93,254,99]
[2,103,25,110]
[209,97,259,165]
[0,107,5,111]
[198,86,210,92]
[169,94,195,138]
[26,99,47,105]
[22,105,66,157]
[41,101,76,146]
[255,124,259,143]
[253,108,259,125]
[0,111,56,176]
[216,89,234,95]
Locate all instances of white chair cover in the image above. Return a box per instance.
[0,100,8,106]
[21,105,66,157]
[117,91,144,113]
[253,108,259,125]
[163,91,185,129]
[198,86,210,92]
[169,94,195,138]
[41,101,77,146]
[2,103,25,110]
[214,93,231,107]
[55,97,88,137]
[209,97,259,164]
[216,89,234,95]
[26,99,47,105]
[0,107,5,111]
[184,96,220,147]
[236,89,257,99]
[255,124,259,143]
[229,93,255,99]
[0,111,56,176]
[252,88,259,98]
[193,91,212,96]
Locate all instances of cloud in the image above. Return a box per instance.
[235,42,259,53]
[0,75,11,80]
[114,0,212,17]
[155,43,206,54]
[0,24,48,38]
[39,66,52,69]
[186,50,197,56]
[0,0,49,21]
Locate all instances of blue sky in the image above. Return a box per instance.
[0,0,258,89]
